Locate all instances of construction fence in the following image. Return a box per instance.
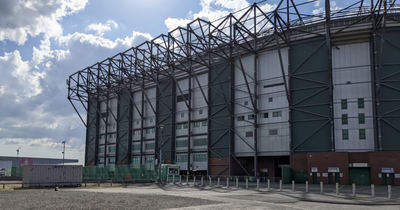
[83,164,158,180]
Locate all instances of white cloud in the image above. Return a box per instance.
[4,139,25,145]
[0,0,88,45]
[86,20,119,36]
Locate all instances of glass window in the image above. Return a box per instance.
[181,113,185,117]
[183,123,188,129]
[99,147,105,153]
[202,121,208,126]
[342,129,349,140]
[133,130,137,135]
[108,146,116,153]
[145,143,155,150]
[100,134,105,139]
[112,124,116,129]
[150,118,153,123]
[261,113,269,118]
[194,138,207,146]
[268,97,273,102]
[132,157,140,164]
[199,110,203,115]
[273,111,282,117]
[341,99,347,109]
[133,144,140,151]
[193,154,207,162]
[359,113,365,124]
[248,114,254,120]
[244,101,248,106]
[176,124,182,130]
[146,129,151,133]
[194,122,200,127]
[176,155,188,162]
[342,114,348,125]
[152,128,155,133]
[136,121,139,125]
[237,116,244,121]
[145,156,154,163]
[176,140,188,147]
[358,98,364,108]
[108,158,115,164]
[98,158,104,164]
[359,129,366,139]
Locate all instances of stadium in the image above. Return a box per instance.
[68,0,400,185]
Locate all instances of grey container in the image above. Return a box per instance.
[22,165,82,187]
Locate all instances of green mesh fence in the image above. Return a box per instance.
[83,164,159,180]
[11,167,23,177]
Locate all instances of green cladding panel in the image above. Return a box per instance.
[86,98,99,165]
[156,79,174,160]
[375,28,400,150]
[208,62,231,158]
[117,90,131,164]
[290,38,332,153]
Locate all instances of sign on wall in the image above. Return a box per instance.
[322,173,328,177]
[381,168,394,173]
[19,158,33,167]
[328,167,340,172]
[311,167,318,172]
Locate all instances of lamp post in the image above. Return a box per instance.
[62,141,66,165]
[159,124,164,181]
[16,149,19,167]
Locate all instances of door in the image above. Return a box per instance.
[349,168,370,185]
[335,173,340,184]
[389,173,394,186]
[328,173,333,184]
[312,172,317,184]
[261,172,268,182]
[382,173,387,185]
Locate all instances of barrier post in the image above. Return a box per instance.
[279,180,282,191]
[292,180,295,192]
[180,175,182,185]
[306,181,308,193]
[85,181,87,187]
[371,184,375,197]
[201,177,204,186]
[173,175,175,184]
[336,182,339,195]
[218,178,220,187]
[3,184,5,189]
[98,181,100,186]
[227,178,229,188]
[186,176,189,185]
[320,181,323,194]
[111,180,113,186]
[236,178,239,189]
[246,179,248,189]
[388,185,392,199]
[193,176,196,186]
[257,179,260,190]
[209,177,212,187]
[268,179,270,191]
[352,183,356,197]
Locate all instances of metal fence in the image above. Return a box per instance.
[83,164,158,181]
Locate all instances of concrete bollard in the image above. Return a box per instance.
[180,175,182,185]
[122,180,124,186]
[280,180,282,191]
[236,178,239,189]
[268,179,270,191]
[306,181,308,193]
[336,182,339,195]
[186,176,189,185]
[292,180,295,192]
[320,182,323,194]
[257,179,260,190]
[173,175,175,184]
[3,184,5,189]
[85,181,87,187]
[167,176,169,183]
[111,180,113,186]
[209,178,212,187]
[194,176,196,186]
[246,179,248,189]
[388,185,392,199]
[371,184,375,197]
[218,178,220,187]
[201,177,204,186]
[98,181,100,186]
[227,179,229,188]
[352,183,356,197]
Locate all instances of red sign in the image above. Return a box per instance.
[19,158,33,167]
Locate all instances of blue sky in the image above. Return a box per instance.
[0,0,361,164]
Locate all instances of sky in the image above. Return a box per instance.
[0,0,364,165]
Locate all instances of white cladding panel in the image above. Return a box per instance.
[332,42,374,152]
[22,165,82,186]
[234,49,290,156]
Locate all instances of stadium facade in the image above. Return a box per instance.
[68,0,400,185]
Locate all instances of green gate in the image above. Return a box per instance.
[349,168,370,185]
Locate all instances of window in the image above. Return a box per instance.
[342,129,349,140]
[99,147,105,153]
[176,155,188,162]
[146,129,151,133]
[112,124,116,129]
[133,130,137,135]
[269,129,278,135]
[136,121,139,125]
[342,114,348,125]
[245,131,253,137]
[176,140,188,147]
[181,113,185,118]
[341,99,347,109]
[176,124,182,130]
[108,146,116,153]
[359,129,366,139]
[183,123,188,129]
[268,97,273,102]
[202,121,208,126]
[100,134,105,139]
[177,94,190,102]
[145,143,155,150]
[359,113,365,124]
[237,116,245,121]
[194,122,200,127]
[150,118,153,123]
[101,126,105,131]
[145,156,154,163]
[193,154,207,162]
[194,138,207,146]
[261,113,269,118]
[248,114,254,120]
[98,158,104,164]
[132,157,140,164]
[199,110,203,115]
[358,98,364,108]
[273,111,282,117]
[109,158,115,164]
[133,144,140,151]
[152,128,156,133]
[244,101,248,106]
